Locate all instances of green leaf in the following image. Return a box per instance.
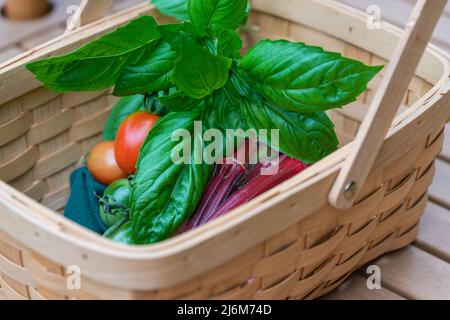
[114,41,177,96]
[158,90,206,112]
[240,40,382,113]
[143,91,171,116]
[172,33,232,99]
[189,0,249,30]
[131,112,213,244]
[243,99,339,163]
[206,76,339,163]
[152,0,189,21]
[103,95,145,140]
[159,22,208,44]
[212,26,243,59]
[27,16,161,92]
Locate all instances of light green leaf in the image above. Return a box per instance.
[27,16,161,92]
[240,39,382,113]
[172,33,232,99]
[114,41,177,96]
[188,0,249,30]
[152,0,189,21]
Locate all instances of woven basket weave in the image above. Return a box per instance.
[0,0,449,300]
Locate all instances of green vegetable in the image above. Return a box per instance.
[107,221,134,244]
[131,112,213,244]
[26,0,382,244]
[99,179,132,227]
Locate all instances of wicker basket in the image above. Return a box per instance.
[0,0,449,300]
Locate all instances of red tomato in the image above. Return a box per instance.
[87,141,127,185]
[115,112,160,174]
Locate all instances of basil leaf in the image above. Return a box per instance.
[207,77,339,163]
[145,91,171,115]
[158,90,206,112]
[114,41,177,96]
[172,33,232,99]
[188,0,249,30]
[103,95,145,140]
[159,22,208,48]
[152,0,189,21]
[131,112,213,244]
[213,26,243,59]
[240,40,382,113]
[243,99,339,163]
[27,16,161,92]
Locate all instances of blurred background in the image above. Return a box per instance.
[0,0,449,64]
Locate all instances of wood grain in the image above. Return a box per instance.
[429,159,450,209]
[322,274,405,300]
[416,202,450,262]
[375,246,450,300]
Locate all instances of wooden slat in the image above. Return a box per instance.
[428,159,450,209]
[415,202,450,262]
[374,246,450,300]
[67,0,113,31]
[322,274,405,300]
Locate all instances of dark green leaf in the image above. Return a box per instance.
[114,41,177,96]
[152,0,189,21]
[159,22,207,49]
[144,91,171,115]
[240,40,382,113]
[212,26,242,59]
[243,98,339,163]
[188,0,249,30]
[103,95,145,140]
[206,77,339,163]
[172,33,232,99]
[158,90,206,112]
[131,112,213,244]
[27,16,161,92]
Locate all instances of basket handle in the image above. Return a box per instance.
[66,0,113,31]
[329,0,447,209]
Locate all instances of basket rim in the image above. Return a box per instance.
[0,0,449,291]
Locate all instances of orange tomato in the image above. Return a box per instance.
[87,141,127,185]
